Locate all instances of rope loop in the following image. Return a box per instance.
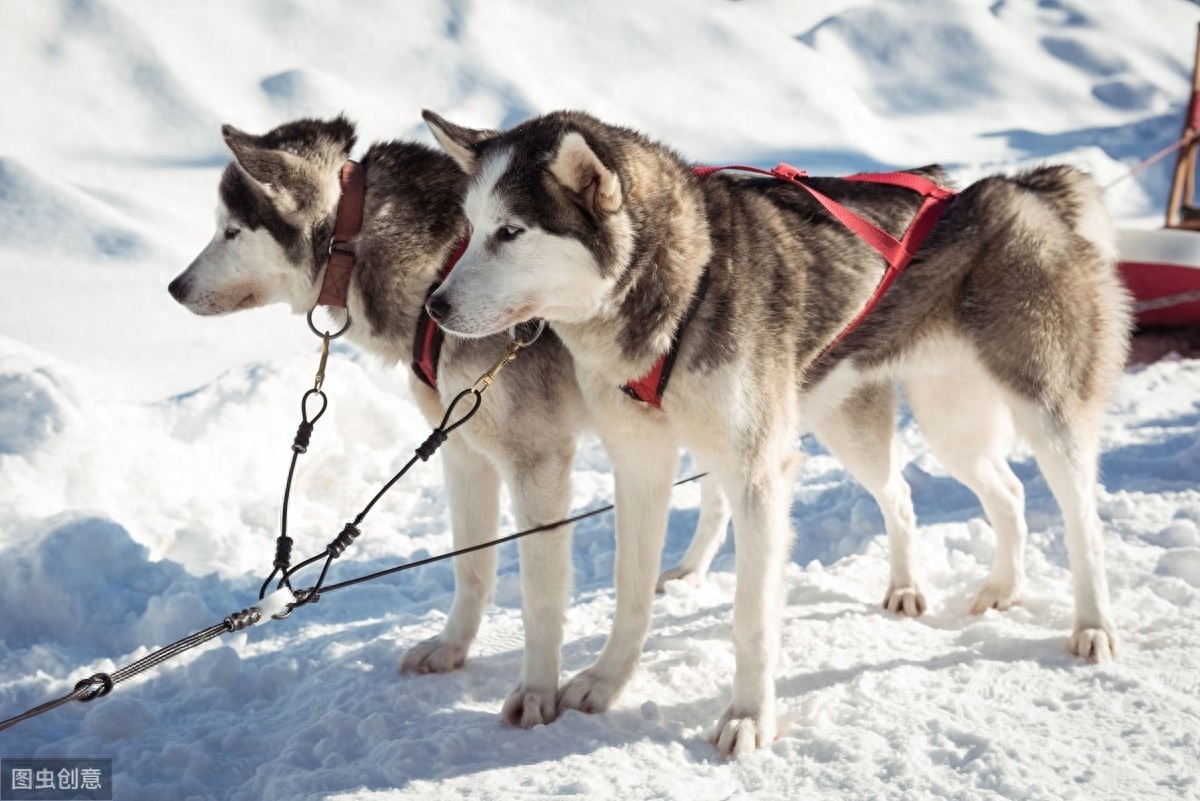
[439,388,484,435]
[301,388,328,425]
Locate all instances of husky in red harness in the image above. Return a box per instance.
[424,109,1131,756]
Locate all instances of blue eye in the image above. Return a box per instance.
[497,224,523,242]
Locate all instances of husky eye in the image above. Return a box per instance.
[496,224,524,242]
[224,226,240,241]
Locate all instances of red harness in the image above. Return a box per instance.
[621,163,957,408]
[412,238,469,389]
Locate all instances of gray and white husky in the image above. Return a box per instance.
[167,116,730,728]
[422,109,1132,755]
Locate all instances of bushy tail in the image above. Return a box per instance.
[1012,165,1118,264]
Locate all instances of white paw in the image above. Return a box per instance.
[1070,625,1118,663]
[970,578,1023,614]
[712,707,777,757]
[557,666,628,714]
[502,684,559,728]
[656,564,704,593]
[883,583,927,617]
[398,634,469,674]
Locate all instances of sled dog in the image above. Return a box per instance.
[168,115,730,728]
[422,109,1132,755]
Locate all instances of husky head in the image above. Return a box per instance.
[169,116,357,315]
[420,110,640,338]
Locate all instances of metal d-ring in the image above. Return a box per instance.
[510,319,546,348]
[307,306,351,339]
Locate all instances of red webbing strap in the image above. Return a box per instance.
[701,163,955,366]
[623,358,667,409]
[622,163,955,405]
[701,163,953,270]
[809,190,952,365]
[413,237,469,389]
[621,168,715,408]
[317,161,367,309]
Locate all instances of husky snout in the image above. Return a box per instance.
[425,289,451,322]
[167,272,192,304]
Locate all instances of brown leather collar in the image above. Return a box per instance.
[316,160,366,309]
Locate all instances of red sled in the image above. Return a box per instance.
[1118,23,1200,328]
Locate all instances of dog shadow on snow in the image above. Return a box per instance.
[331,597,1084,791]
[280,459,1118,791]
[103,417,1185,794]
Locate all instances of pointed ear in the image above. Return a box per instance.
[326,113,358,159]
[549,132,622,215]
[422,110,495,174]
[222,124,307,206]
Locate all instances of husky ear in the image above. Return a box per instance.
[222,124,309,208]
[422,110,495,174]
[549,132,622,215]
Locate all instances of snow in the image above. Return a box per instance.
[2,0,1200,798]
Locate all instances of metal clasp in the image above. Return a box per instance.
[472,338,523,394]
[314,333,331,392]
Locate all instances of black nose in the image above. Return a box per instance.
[426,292,451,322]
[168,274,190,303]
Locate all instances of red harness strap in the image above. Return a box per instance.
[316,161,367,309]
[412,237,469,389]
[622,270,710,409]
[622,164,956,407]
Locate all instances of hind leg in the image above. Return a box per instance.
[811,383,924,616]
[1012,399,1116,661]
[657,470,731,591]
[904,374,1028,614]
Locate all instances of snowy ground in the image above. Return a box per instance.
[2,1,1200,799]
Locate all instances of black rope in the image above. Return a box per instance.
[275,386,486,609]
[314,472,706,597]
[0,469,707,733]
[0,334,706,733]
[261,387,328,599]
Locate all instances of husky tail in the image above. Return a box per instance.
[1011,164,1119,265]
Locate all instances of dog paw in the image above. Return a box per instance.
[970,578,1023,614]
[656,564,704,593]
[502,684,559,728]
[398,634,469,674]
[882,583,926,617]
[712,707,777,757]
[1070,625,1118,663]
[557,667,627,714]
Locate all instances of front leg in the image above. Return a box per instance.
[497,441,576,728]
[558,406,679,714]
[400,437,500,673]
[712,450,799,757]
